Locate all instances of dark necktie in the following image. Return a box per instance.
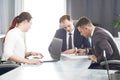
[68,32,72,49]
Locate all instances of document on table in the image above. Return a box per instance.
[61,54,89,59]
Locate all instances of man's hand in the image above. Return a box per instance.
[88,55,97,62]
[75,49,86,55]
[63,49,75,54]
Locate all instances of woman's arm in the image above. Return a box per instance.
[8,54,42,64]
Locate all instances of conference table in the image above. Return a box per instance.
[0,54,116,80]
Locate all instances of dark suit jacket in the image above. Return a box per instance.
[92,27,120,63]
[54,28,91,52]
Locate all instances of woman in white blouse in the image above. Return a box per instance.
[2,12,43,64]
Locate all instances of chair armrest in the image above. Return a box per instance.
[0,64,19,68]
[100,60,120,66]
[0,63,20,75]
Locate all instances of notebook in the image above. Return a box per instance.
[61,54,89,59]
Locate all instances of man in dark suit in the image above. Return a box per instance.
[76,16,120,64]
[51,15,91,54]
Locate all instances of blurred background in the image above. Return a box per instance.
[0,0,120,56]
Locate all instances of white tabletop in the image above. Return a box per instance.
[0,55,115,80]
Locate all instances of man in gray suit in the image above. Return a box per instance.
[76,16,120,64]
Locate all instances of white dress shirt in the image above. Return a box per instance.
[2,27,26,61]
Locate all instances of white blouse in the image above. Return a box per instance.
[2,27,26,61]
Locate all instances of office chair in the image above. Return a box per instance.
[0,58,20,75]
[100,60,120,80]
[100,60,120,70]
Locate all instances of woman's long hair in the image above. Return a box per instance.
[3,12,32,43]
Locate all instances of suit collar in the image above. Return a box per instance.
[91,26,95,37]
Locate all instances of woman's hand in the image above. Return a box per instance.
[26,52,44,64]
[30,52,44,58]
[26,59,43,64]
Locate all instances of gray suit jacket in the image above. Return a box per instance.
[92,27,120,63]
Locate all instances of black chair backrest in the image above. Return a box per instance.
[0,61,20,75]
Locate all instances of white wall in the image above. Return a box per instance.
[23,0,66,55]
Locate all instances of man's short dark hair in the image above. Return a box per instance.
[59,15,72,23]
[76,16,92,28]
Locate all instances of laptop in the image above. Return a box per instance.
[47,37,63,62]
[30,38,63,63]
